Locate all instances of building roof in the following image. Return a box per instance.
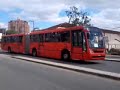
[45,22,75,30]
[9,19,27,23]
[35,22,120,34]
[101,29,120,34]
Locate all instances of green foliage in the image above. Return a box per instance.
[66,6,91,26]
[6,30,18,35]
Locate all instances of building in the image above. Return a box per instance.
[8,19,30,34]
[0,28,6,41]
[0,28,6,35]
[0,28,6,48]
[102,29,120,51]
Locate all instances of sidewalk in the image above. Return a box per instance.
[106,55,120,62]
[106,55,120,58]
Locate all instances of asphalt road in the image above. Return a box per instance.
[3,51,120,74]
[0,53,120,90]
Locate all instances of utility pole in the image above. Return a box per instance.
[29,20,35,31]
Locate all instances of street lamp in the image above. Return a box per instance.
[23,21,26,34]
[29,20,35,31]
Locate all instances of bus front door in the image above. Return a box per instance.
[71,30,83,60]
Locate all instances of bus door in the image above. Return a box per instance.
[24,35,30,54]
[18,36,24,53]
[38,34,44,56]
[71,30,83,60]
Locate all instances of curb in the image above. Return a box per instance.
[12,56,120,81]
[106,58,120,62]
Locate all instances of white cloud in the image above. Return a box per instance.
[91,8,120,31]
[0,0,85,22]
[0,22,7,28]
[1,0,120,30]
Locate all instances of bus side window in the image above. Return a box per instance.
[72,31,82,47]
[30,35,39,42]
[19,36,23,43]
[7,36,11,43]
[6,37,8,43]
[55,32,61,42]
[30,35,33,42]
[1,37,5,43]
[82,33,87,51]
[78,32,82,46]
[72,32,78,46]
[51,33,57,42]
[12,36,16,43]
[39,34,44,42]
[45,33,61,42]
[33,35,36,42]
[45,33,51,42]
[61,31,70,42]
[14,36,18,42]
[35,35,39,42]
[11,36,16,43]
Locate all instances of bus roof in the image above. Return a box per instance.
[2,33,25,37]
[30,26,85,35]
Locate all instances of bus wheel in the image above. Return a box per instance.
[62,51,70,61]
[8,47,11,53]
[32,49,37,57]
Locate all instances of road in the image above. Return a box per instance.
[0,53,120,90]
[3,51,120,74]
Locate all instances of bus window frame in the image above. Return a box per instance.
[82,32,87,51]
[44,31,70,43]
[71,30,83,47]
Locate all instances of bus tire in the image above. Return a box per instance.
[61,50,70,61]
[32,49,37,57]
[8,47,11,53]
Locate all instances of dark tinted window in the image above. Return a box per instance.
[19,36,23,43]
[45,32,61,42]
[61,31,70,42]
[1,37,5,42]
[30,34,39,42]
[2,36,23,43]
[72,31,82,47]
[6,36,11,43]
[39,34,44,42]
[45,31,70,42]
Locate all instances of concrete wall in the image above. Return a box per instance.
[0,33,2,49]
[0,33,2,40]
[104,31,120,50]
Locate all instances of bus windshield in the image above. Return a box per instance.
[88,27,105,48]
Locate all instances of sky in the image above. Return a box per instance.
[0,0,120,31]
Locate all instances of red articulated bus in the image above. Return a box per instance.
[1,26,106,61]
[1,34,29,54]
[29,26,106,61]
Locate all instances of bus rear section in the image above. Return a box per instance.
[1,34,26,54]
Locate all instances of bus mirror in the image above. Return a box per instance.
[87,33,90,39]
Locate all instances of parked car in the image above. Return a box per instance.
[109,48,120,55]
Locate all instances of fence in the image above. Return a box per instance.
[106,44,120,54]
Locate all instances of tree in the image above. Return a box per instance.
[66,6,91,26]
[6,30,18,35]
